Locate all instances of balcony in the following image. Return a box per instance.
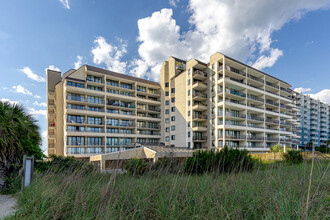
[192,92,207,101]
[219,134,246,140]
[247,136,264,141]
[266,99,279,107]
[192,125,207,132]
[192,114,207,121]
[247,74,264,84]
[193,136,207,142]
[192,81,207,91]
[266,137,279,142]
[265,119,279,124]
[193,70,207,80]
[223,112,246,119]
[192,102,208,111]
[225,65,246,78]
[247,95,264,103]
[265,81,279,89]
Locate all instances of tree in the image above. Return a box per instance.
[270,144,283,153]
[0,101,43,190]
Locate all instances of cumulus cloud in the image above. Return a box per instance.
[294,87,312,93]
[74,55,83,69]
[33,101,47,107]
[91,36,127,73]
[128,0,330,81]
[45,65,60,74]
[0,98,19,105]
[42,130,48,140]
[308,89,330,104]
[169,0,180,7]
[19,67,45,82]
[59,0,70,9]
[12,85,33,96]
[27,107,47,117]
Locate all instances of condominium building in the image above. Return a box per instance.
[293,92,330,147]
[160,52,300,152]
[47,65,161,158]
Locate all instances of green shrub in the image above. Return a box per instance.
[35,155,94,174]
[316,145,328,154]
[2,172,21,194]
[125,158,150,176]
[184,147,254,174]
[284,150,303,164]
[270,144,283,153]
[152,157,182,174]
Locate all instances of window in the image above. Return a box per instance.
[188,111,190,116]
[67,147,85,154]
[121,82,132,89]
[171,107,175,112]
[87,137,102,146]
[171,116,175,121]
[87,106,102,112]
[67,126,85,132]
[188,100,190,106]
[171,126,175,131]
[171,135,175,140]
[188,69,191,75]
[67,81,84,88]
[87,75,102,83]
[171,98,175,103]
[165,100,169,105]
[106,137,119,146]
[165,91,169,96]
[166,127,170,132]
[67,93,84,102]
[165,109,169,114]
[87,85,102,91]
[87,117,102,125]
[188,142,191,148]
[171,88,175,93]
[188,122,190,127]
[67,136,85,146]
[188,90,190,96]
[165,118,169,123]
[165,136,170,141]
[87,127,102,133]
[212,63,215,69]
[87,96,103,104]
[187,79,190,85]
[165,82,169,87]
[107,128,119,133]
[107,80,118,87]
[188,132,191,137]
[68,115,84,124]
[86,147,103,154]
[67,104,84,110]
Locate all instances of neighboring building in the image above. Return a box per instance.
[47,65,162,159]
[293,92,330,147]
[160,52,300,152]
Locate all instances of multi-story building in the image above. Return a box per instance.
[161,52,300,152]
[47,65,162,159]
[293,92,330,147]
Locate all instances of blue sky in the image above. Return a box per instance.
[1,0,330,153]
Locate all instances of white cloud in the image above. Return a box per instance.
[42,130,48,140]
[129,1,330,81]
[12,85,33,96]
[253,48,283,69]
[169,0,180,7]
[74,55,83,69]
[19,67,45,82]
[59,0,70,9]
[294,87,312,93]
[308,89,330,104]
[27,107,47,117]
[45,65,60,74]
[34,95,42,99]
[0,98,19,105]
[33,101,47,107]
[91,36,127,73]
[2,87,8,90]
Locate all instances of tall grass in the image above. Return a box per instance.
[9,160,329,219]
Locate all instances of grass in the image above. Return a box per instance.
[7,160,330,219]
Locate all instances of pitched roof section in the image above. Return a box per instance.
[85,65,160,87]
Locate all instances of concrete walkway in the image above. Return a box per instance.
[0,195,17,219]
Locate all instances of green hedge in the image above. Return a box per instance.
[184,147,254,174]
[283,150,303,164]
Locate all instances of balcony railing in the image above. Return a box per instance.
[247,95,264,102]
[219,134,246,139]
[247,136,264,140]
[247,115,264,121]
[193,70,207,78]
[266,99,279,107]
[193,136,207,141]
[247,74,264,83]
[193,114,207,119]
[266,81,279,89]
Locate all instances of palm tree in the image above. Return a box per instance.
[0,101,42,189]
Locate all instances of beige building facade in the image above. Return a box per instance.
[161,52,300,152]
[47,65,162,158]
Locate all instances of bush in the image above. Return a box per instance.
[35,155,94,174]
[152,157,182,174]
[184,147,254,174]
[284,150,303,164]
[316,145,328,154]
[125,158,150,176]
[270,145,283,153]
